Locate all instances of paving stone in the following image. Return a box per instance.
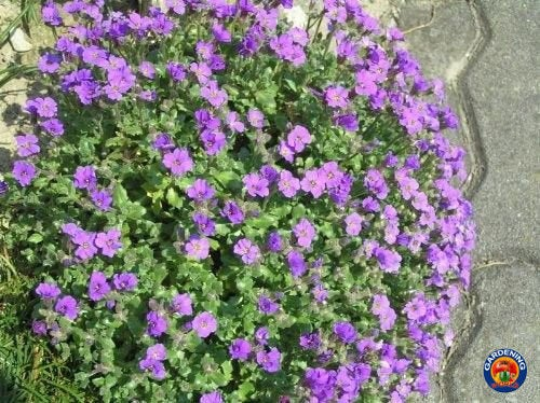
[466,0,540,263]
[445,263,540,402]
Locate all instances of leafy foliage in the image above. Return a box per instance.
[0,1,475,402]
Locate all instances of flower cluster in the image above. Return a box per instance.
[0,0,476,401]
[61,223,122,261]
[33,282,79,342]
[73,165,114,211]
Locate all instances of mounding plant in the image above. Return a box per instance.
[0,0,475,401]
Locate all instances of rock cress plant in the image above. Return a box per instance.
[0,0,475,401]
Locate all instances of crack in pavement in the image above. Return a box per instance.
[441,259,540,403]
[451,0,491,200]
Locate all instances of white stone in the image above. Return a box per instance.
[9,28,33,53]
[150,0,167,11]
[283,6,308,29]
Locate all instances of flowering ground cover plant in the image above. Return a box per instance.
[0,0,475,401]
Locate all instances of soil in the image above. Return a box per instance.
[0,1,55,172]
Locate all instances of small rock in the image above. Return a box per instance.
[283,6,309,29]
[9,28,33,53]
[145,0,167,11]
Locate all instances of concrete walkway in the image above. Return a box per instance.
[396,0,540,401]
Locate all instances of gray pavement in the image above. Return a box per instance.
[0,1,538,401]
[397,0,540,401]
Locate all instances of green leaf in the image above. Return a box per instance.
[27,233,43,244]
[238,381,255,398]
[113,184,130,207]
[166,187,182,208]
[284,78,297,92]
[126,203,147,220]
[255,85,278,113]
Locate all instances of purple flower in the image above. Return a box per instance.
[112,273,138,291]
[334,113,359,132]
[94,229,122,258]
[187,179,215,202]
[247,109,265,128]
[209,55,226,71]
[221,112,243,135]
[293,218,316,248]
[200,391,223,403]
[325,86,349,109]
[12,161,37,187]
[42,1,62,26]
[73,166,97,191]
[162,148,193,177]
[192,312,218,338]
[344,213,363,236]
[190,62,212,84]
[229,338,252,361]
[299,332,322,350]
[287,250,307,277]
[256,348,281,373]
[55,296,79,320]
[72,231,98,261]
[301,169,326,198]
[146,344,167,361]
[139,61,156,79]
[286,125,311,153]
[146,311,168,337]
[312,284,328,303]
[15,134,40,157]
[333,321,357,344]
[281,0,294,8]
[279,141,295,163]
[61,223,82,237]
[196,41,215,60]
[260,165,279,184]
[243,173,269,198]
[278,170,301,198]
[233,238,260,265]
[200,129,227,155]
[90,189,113,211]
[193,213,216,236]
[221,201,244,224]
[404,294,428,321]
[413,369,431,396]
[139,358,166,380]
[166,62,186,82]
[185,236,210,260]
[372,295,397,332]
[364,168,389,200]
[258,295,279,315]
[88,272,111,301]
[267,231,283,252]
[82,46,109,68]
[374,247,402,273]
[212,22,232,42]
[372,295,391,316]
[255,327,270,345]
[36,282,61,300]
[201,80,228,108]
[0,180,8,196]
[362,196,380,212]
[32,320,48,336]
[355,69,378,96]
[171,293,192,316]
[26,97,57,118]
[152,133,174,151]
